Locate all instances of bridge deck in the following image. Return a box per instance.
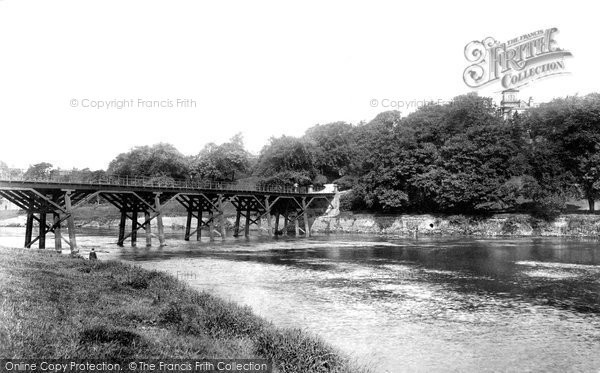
[0,175,334,196]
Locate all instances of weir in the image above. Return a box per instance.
[0,174,336,254]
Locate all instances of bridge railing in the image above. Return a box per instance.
[0,171,327,194]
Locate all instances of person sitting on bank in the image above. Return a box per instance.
[89,248,98,260]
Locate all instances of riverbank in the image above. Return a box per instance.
[3,206,600,238]
[0,247,367,373]
[311,212,600,237]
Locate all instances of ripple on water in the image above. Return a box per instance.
[3,230,600,372]
[516,260,600,271]
[517,260,600,281]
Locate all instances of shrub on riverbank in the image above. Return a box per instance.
[0,248,367,373]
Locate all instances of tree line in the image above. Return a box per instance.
[3,92,600,217]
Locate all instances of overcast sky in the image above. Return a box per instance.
[0,0,597,170]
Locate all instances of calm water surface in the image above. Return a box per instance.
[1,228,599,372]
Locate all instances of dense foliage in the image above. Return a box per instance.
[253,92,600,215]
[254,136,317,188]
[352,95,527,212]
[5,92,599,216]
[107,143,189,179]
[190,133,252,182]
[524,94,600,212]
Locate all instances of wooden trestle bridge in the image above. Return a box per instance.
[0,174,337,254]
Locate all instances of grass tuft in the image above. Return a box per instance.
[80,326,142,345]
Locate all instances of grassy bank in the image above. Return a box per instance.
[0,248,367,373]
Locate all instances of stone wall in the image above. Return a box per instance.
[3,210,600,237]
[311,213,600,237]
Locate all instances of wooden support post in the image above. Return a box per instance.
[282,203,289,237]
[185,204,193,241]
[53,212,62,252]
[233,205,241,237]
[25,212,34,248]
[131,203,138,247]
[303,197,310,237]
[265,197,272,236]
[197,209,203,241]
[218,195,226,239]
[39,212,46,249]
[64,191,78,254]
[257,212,262,235]
[118,210,127,247]
[274,213,280,236]
[155,194,165,246]
[145,211,152,247]
[294,213,299,237]
[208,211,215,241]
[244,201,251,237]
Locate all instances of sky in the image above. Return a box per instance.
[0,0,597,170]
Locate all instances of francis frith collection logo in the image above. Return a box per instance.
[463,27,572,89]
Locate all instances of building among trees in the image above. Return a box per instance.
[500,89,537,119]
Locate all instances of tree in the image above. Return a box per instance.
[254,135,317,186]
[62,168,107,183]
[107,143,189,179]
[524,94,600,212]
[351,112,413,210]
[190,133,251,181]
[353,111,401,176]
[350,95,527,212]
[413,95,527,212]
[304,122,357,181]
[23,162,54,180]
[256,171,314,190]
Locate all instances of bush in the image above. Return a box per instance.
[332,175,357,191]
[339,190,365,212]
[447,215,469,226]
[256,171,313,190]
[532,194,567,221]
[124,268,161,289]
[501,216,530,234]
[313,174,328,189]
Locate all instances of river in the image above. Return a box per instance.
[1,228,599,372]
